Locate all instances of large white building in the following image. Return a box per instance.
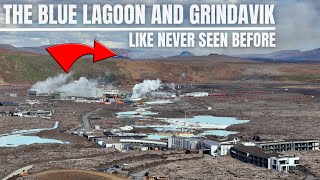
[270,155,300,172]
[202,139,239,156]
[255,139,320,152]
[168,137,200,150]
[184,92,209,97]
[230,144,299,172]
[168,137,238,156]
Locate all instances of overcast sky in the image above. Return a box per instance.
[0,0,319,56]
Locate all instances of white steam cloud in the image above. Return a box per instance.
[57,77,97,97]
[31,73,72,94]
[131,79,162,99]
[30,73,98,97]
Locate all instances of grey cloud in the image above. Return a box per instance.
[0,0,319,55]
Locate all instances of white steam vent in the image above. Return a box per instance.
[131,79,162,99]
[30,73,101,98]
[31,73,72,94]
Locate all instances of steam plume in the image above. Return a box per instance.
[31,73,72,94]
[131,79,162,99]
[30,73,98,97]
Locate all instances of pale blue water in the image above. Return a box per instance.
[0,134,66,147]
[146,134,168,140]
[2,122,59,136]
[153,126,181,131]
[134,125,182,132]
[144,130,238,140]
[198,130,238,137]
[0,121,68,147]
[136,116,249,131]
[117,109,158,118]
[186,116,249,125]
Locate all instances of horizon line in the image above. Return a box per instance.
[0,27,276,32]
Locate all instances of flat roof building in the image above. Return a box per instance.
[168,137,201,150]
[230,144,299,172]
[201,139,238,156]
[255,139,320,152]
[169,137,238,156]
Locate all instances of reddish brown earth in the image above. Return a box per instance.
[25,169,129,180]
[2,47,320,85]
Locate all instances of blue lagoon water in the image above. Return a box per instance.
[0,134,66,147]
[185,116,249,126]
[0,121,68,147]
[198,130,238,137]
[116,108,158,118]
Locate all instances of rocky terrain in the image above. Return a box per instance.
[183,84,320,140]
[149,156,304,180]
[287,150,320,178]
[2,83,320,178]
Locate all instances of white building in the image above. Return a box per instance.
[105,142,124,151]
[104,89,121,95]
[270,155,300,172]
[119,126,134,131]
[87,87,104,98]
[202,138,239,156]
[13,110,53,119]
[27,89,50,96]
[256,139,320,152]
[230,144,300,172]
[184,92,209,97]
[169,137,238,156]
[168,137,201,150]
[202,140,219,156]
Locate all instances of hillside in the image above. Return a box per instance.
[238,48,320,61]
[1,48,320,85]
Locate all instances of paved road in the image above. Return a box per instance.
[82,108,102,132]
[3,165,34,180]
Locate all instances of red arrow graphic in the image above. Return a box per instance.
[46,40,117,73]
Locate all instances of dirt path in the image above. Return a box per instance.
[28,169,129,180]
[3,165,33,180]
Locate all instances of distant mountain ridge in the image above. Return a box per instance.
[238,48,320,61]
[178,51,195,57]
[1,44,320,85]
[0,44,132,57]
[1,44,319,61]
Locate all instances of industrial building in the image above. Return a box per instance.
[1,93,17,97]
[27,90,49,96]
[168,137,201,151]
[103,131,148,139]
[255,139,320,152]
[119,139,168,150]
[103,89,127,98]
[150,91,176,99]
[230,144,300,172]
[52,91,70,100]
[13,110,54,119]
[168,137,238,156]
[184,92,209,97]
[91,137,124,151]
[201,138,239,156]
[0,111,13,116]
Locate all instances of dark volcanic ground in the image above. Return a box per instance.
[1,83,320,179]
